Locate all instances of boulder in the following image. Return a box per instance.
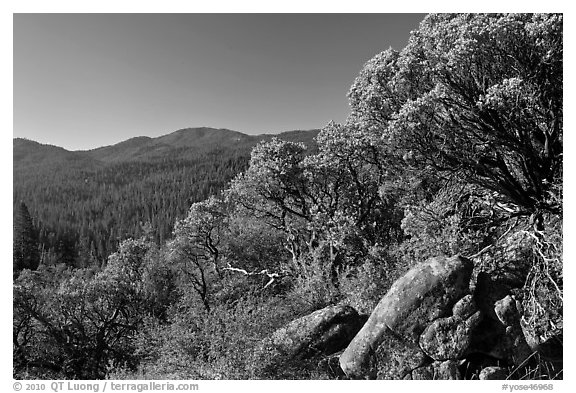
[468,294,532,367]
[256,304,365,373]
[419,311,482,361]
[340,255,473,378]
[434,360,461,380]
[520,319,563,362]
[374,334,429,380]
[494,295,533,366]
[453,294,478,319]
[479,366,508,380]
[494,295,518,326]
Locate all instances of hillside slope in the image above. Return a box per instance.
[13,127,319,266]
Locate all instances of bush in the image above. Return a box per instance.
[338,246,407,315]
[114,280,319,379]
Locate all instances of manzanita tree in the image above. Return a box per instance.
[227,126,403,287]
[13,238,154,378]
[348,13,563,216]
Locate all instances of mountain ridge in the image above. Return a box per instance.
[13,126,320,263]
[14,127,320,166]
[13,137,103,170]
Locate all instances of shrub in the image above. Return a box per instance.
[338,247,406,315]
[115,281,318,379]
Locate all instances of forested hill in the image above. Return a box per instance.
[13,127,319,267]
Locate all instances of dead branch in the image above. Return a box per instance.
[222,263,283,290]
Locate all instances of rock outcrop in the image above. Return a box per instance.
[469,293,532,367]
[373,334,429,379]
[419,310,482,361]
[255,304,366,377]
[452,294,478,319]
[337,253,561,380]
[339,255,473,378]
[266,304,365,359]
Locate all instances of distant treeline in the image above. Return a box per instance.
[13,150,249,266]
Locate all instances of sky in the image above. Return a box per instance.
[14,13,424,151]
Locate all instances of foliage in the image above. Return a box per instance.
[162,197,229,312]
[111,288,316,380]
[338,259,389,315]
[13,237,157,379]
[227,128,404,292]
[222,210,289,273]
[397,181,504,263]
[349,13,562,215]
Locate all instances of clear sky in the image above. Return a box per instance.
[14,13,425,151]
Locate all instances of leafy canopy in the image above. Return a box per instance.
[348,13,562,214]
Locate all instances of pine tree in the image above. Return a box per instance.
[13,201,40,275]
